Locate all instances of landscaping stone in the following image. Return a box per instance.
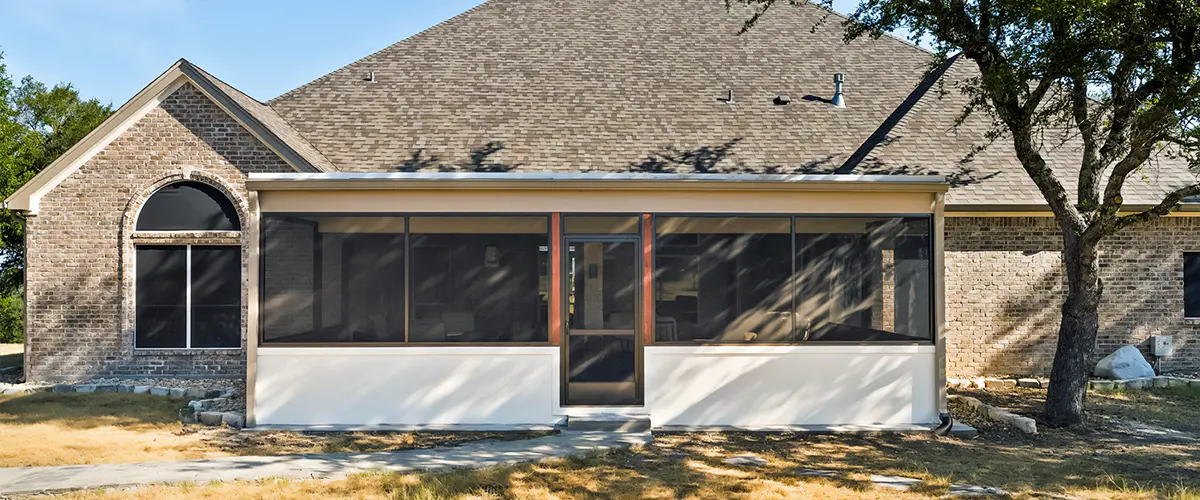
[1168,377,1190,388]
[971,378,986,389]
[950,395,1037,434]
[870,475,923,491]
[51,384,73,393]
[184,387,207,399]
[94,385,118,393]
[1094,345,1155,380]
[133,385,151,394]
[168,388,186,399]
[205,389,223,399]
[1091,380,1116,392]
[198,412,224,426]
[1,388,25,395]
[723,454,768,467]
[149,386,169,396]
[117,385,132,393]
[1017,378,1041,388]
[74,385,96,393]
[26,385,51,393]
[1152,377,1169,388]
[1125,378,1148,390]
[220,412,245,429]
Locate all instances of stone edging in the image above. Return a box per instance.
[0,383,245,429]
[948,376,1200,392]
[948,395,1038,434]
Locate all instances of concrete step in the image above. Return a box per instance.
[565,414,651,432]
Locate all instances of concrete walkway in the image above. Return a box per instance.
[0,431,652,496]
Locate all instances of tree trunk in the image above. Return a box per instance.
[1043,234,1102,427]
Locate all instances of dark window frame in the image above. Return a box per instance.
[1185,252,1200,319]
[134,243,243,350]
[259,213,554,347]
[649,213,937,346]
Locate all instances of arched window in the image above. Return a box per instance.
[137,181,241,231]
[134,180,241,350]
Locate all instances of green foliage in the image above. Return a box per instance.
[0,288,21,343]
[0,51,113,296]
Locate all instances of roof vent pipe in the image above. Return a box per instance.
[365,71,376,83]
[832,73,846,108]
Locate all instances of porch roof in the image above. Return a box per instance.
[245,172,950,193]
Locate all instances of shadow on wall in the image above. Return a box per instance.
[947,218,1181,377]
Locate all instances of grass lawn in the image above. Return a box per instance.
[41,386,1200,500]
[0,392,545,468]
[0,343,22,368]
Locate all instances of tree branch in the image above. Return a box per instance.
[1107,182,1200,236]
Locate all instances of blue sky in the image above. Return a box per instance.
[0,0,865,106]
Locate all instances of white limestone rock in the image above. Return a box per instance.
[1094,346,1155,380]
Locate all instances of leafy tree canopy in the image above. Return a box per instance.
[730,0,1200,426]
[0,51,112,294]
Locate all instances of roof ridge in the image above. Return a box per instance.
[270,0,503,103]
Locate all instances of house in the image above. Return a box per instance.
[4,0,1196,429]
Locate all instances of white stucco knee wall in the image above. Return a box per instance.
[255,347,561,426]
[643,345,939,427]
[255,345,939,427]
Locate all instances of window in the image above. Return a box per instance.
[1186,253,1200,318]
[654,217,793,342]
[136,246,240,348]
[133,181,242,350]
[137,181,240,231]
[260,215,549,344]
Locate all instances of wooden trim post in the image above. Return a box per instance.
[642,214,654,346]
[549,213,563,345]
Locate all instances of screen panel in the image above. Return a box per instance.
[409,216,549,343]
[654,217,792,342]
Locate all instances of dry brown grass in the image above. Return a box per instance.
[0,392,543,468]
[42,386,1200,500]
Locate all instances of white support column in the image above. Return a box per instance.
[245,191,260,427]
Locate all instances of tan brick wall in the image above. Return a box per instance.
[946,216,1200,377]
[25,82,294,381]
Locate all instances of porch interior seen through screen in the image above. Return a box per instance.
[653,216,932,343]
[258,213,932,345]
[261,215,549,343]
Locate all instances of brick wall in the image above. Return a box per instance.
[25,82,293,381]
[946,216,1200,377]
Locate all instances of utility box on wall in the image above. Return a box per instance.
[1150,335,1174,357]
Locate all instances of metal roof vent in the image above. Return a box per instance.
[773,95,791,105]
[364,71,376,83]
[717,89,735,104]
[832,73,846,108]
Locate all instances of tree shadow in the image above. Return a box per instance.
[393,142,522,172]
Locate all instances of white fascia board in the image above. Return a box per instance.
[4,67,190,214]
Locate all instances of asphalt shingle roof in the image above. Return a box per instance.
[250,0,1196,207]
[268,0,934,175]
